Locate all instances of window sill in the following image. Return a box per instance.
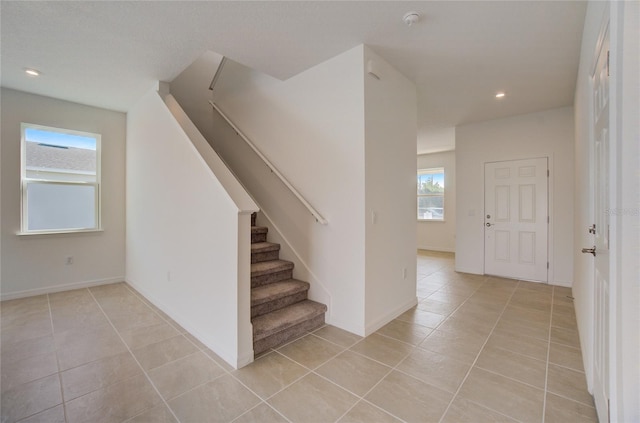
[418,220,446,223]
[17,228,104,236]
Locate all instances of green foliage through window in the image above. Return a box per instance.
[418,168,444,220]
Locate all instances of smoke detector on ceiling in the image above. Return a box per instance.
[403,12,420,26]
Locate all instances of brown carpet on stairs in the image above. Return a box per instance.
[250,213,327,356]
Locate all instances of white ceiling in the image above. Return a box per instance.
[1,1,587,153]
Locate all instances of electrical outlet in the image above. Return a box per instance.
[66,256,73,265]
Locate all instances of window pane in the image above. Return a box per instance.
[25,128,97,181]
[27,182,96,231]
[418,195,444,220]
[417,167,445,220]
[417,171,444,195]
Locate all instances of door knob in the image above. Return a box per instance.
[581,246,596,256]
[486,222,492,227]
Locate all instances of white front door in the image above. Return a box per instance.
[484,158,548,282]
[589,21,610,423]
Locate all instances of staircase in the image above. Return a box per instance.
[250,213,327,355]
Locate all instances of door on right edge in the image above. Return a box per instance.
[484,157,548,282]
[590,22,610,423]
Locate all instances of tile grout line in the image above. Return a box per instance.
[225,350,302,423]
[333,274,491,422]
[46,293,69,423]
[324,354,410,422]
[437,279,521,423]
[229,400,293,423]
[232,338,367,423]
[123,282,301,422]
[86,288,182,423]
[332,272,485,423]
[542,286,556,423]
[245,333,409,423]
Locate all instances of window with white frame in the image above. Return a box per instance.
[21,123,101,233]
[417,168,444,220]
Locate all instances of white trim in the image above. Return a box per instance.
[364,296,418,336]
[417,245,455,253]
[550,280,573,288]
[17,228,104,236]
[236,351,255,369]
[0,277,122,301]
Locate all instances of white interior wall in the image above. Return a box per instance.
[0,88,126,299]
[417,151,456,253]
[208,46,367,334]
[169,51,224,131]
[417,126,456,155]
[126,88,253,368]
[363,46,417,334]
[455,106,574,286]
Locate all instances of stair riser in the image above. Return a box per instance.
[253,314,325,355]
[251,233,267,243]
[251,270,293,287]
[251,213,257,227]
[251,291,308,318]
[251,250,280,264]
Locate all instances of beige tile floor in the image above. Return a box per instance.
[1,251,598,423]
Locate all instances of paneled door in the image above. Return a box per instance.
[484,158,548,282]
[589,20,610,423]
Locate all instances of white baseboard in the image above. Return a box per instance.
[364,296,419,336]
[236,351,255,368]
[417,245,455,253]
[1,277,124,301]
[551,280,573,288]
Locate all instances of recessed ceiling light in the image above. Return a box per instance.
[495,92,506,98]
[25,68,41,77]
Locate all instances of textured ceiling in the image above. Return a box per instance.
[1,1,587,153]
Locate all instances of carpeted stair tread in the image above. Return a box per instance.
[251,279,310,306]
[251,242,280,253]
[251,226,269,243]
[251,226,268,235]
[251,241,281,263]
[251,260,294,277]
[252,300,327,341]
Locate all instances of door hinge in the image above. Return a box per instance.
[547,262,549,269]
[547,169,550,177]
[607,50,610,77]
[547,216,550,223]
